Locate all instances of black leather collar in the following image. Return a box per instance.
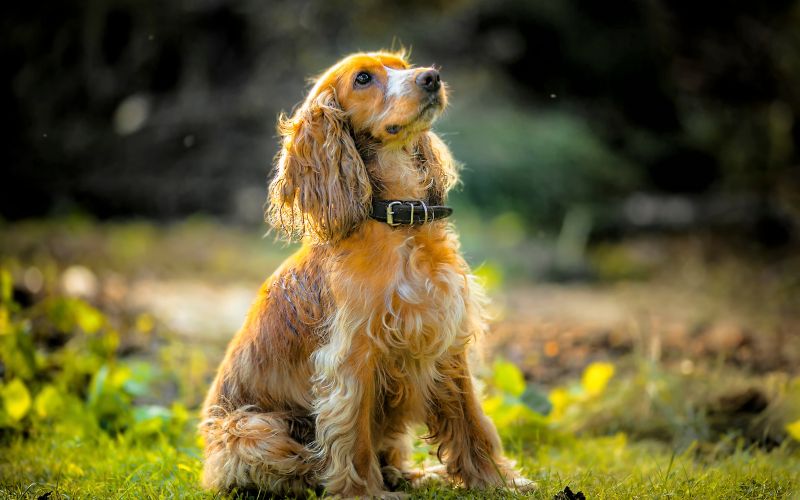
[370,200,453,226]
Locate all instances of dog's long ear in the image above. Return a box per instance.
[267,88,372,242]
[417,131,460,204]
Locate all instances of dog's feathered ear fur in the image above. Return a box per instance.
[416,131,460,205]
[267,88,372,242]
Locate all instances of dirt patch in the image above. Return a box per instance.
[488,284,800,385]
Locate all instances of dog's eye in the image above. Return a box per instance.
[354,72,372,86]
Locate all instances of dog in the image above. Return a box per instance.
[200,50,532,497]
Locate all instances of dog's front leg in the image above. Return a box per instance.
[312,335,386,498]
[426,352,531,490]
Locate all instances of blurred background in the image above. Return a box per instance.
[4,0,800,237]
[2,1,800,489]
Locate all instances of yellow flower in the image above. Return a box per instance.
[786,419,800,441]
[581,362,615,397]
[3,379,31,421]
[548,387,571,421]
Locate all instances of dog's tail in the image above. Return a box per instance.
[199,405,315,494]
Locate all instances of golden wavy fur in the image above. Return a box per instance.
[200,50,532,497]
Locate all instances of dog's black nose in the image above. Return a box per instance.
[416,69,441,92]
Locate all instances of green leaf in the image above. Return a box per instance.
[87,364,110,406]
[44,298,106,335]
[34,385,63,418]
[0,306,9,335]
[133,405,171,423]
[74,301,105,334]
[0,269,12,303]
[132,405,172,436]
[122,361,154,397]
[521,384,553,416]
[493,359,526,397]
[3,378,31,421]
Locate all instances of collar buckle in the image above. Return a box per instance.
[385,201,402,227]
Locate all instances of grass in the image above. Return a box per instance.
[0,432,203,499]
[1,427,798,498]
[0,215,294,284]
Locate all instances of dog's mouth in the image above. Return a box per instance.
[418,97,442,119]
[384,97,443,136]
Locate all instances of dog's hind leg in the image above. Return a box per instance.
[200,406,315,495]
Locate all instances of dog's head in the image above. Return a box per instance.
[267,51,456,243]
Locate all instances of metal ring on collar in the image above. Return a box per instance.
[405,202,416,225]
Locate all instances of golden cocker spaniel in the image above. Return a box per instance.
[200,50,532,497]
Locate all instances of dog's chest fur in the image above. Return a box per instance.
[326,222,474,363]
[316,222,477,417]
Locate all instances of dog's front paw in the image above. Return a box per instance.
[382,464,449,491]
[508,475,537,492]
[331,490,408,500]
[377,490,409,499]
[381,465,406,490]
[458,463,536,492]
[402,464,448,489]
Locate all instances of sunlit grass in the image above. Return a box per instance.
[0,215,295,284]
[0,432,206,499]
[2,427,798,499]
